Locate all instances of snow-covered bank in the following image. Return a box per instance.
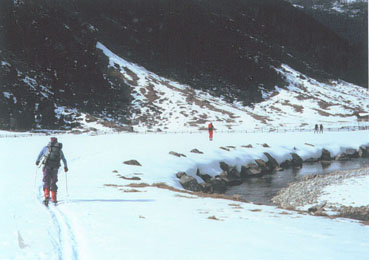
[273,167,369,219]
[1,130,369,259]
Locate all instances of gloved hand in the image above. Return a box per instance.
[64,167,69,172]
[36,161,39,166]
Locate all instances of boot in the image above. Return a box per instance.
[43,188,50,206]
[51,191,57,203]
[44,188,50,200]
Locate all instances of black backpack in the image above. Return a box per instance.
[44,142,63,168]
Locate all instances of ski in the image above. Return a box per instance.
[42,198,61,207]
[43,198,50,207]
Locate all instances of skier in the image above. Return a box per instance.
[35,137,68,205]
[208,122,214,141]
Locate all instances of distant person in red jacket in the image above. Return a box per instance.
[208,122,214,141]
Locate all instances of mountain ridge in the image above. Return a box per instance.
[0,0,367,131]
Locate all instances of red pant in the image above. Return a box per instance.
[208,130,213,140]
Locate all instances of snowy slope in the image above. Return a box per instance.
[1,130,369,259]
[96,42,369,133]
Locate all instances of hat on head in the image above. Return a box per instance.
[50,137,57,143]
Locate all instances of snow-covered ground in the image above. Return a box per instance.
[1,129,369,260]
[1,39,368,260]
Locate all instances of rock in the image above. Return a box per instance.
[196,169,212,183]
[190,149,204,154]
[179,175,202,192]
[290,153,303,168]
[262,143,270,148]
[169,151,186,157]
[123,160,142,166]
[217,172,242,186]
[228,167,241,179]
[264,152,279,171]
[320,149,331,161]
[335,152,350,161]
[209,177,227,193]
[240,163,263,178]
[241,144,253,148]
[255,159,269,174]
[280,159,292,169]
[176,172,187,179]
[345,148,358,158]
[308,201,327,213]
[338,206,369,221]
[358,146,369,158]
[200,182,213,193]
[219,161,230,172]
[304,157,319,163]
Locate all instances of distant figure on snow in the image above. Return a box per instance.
[208,122,214,141]
[314,124,319,133]
[36,137,68,206]
[320,124,324,133]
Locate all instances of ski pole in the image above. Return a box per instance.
[34,167,38,199]
[65,171,69,200]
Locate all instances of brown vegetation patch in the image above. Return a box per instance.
[108,182,250,203]
[317,100,334,110]
[125,183,150,188]
[279,211,292,215]
[145,83,160,103]
[247,112,268,124]
[229,203,243,209]
[175,194,198,199]
[122,67,139,86]
[85,114,98,122]
[295,94,312,101]
[208,216,222,221]
[282,100,304,113]
[313,108,331,117]
[104,184,124,188]
[269,105,283,113]
[121,189,142,193]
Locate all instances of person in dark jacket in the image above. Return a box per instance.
[320,124,324,133]
[36,137,68,204]
[314,124,319,133]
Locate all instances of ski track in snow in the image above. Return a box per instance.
[37,186,79,260]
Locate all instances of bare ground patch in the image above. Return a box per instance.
[117,182,250,203]
[282,100,304,113]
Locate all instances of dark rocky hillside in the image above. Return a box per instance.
[0,0,367,130]
[286,0,368,85]
[0,0,131,130]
